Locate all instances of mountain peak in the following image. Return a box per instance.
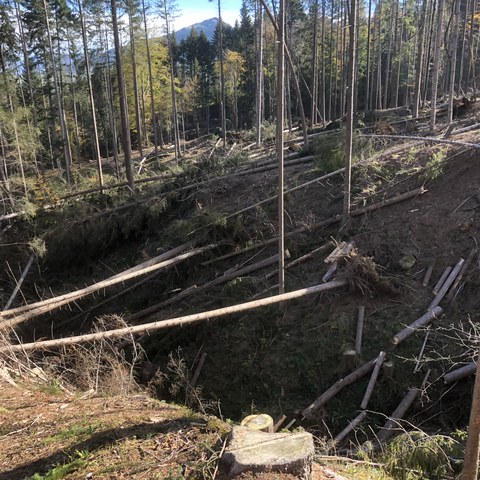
[175,17,220,42]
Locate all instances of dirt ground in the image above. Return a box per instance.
[0,374,352,479]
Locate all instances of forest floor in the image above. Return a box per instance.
[1,107,480,478]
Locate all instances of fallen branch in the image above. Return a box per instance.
[360,351,386,410]
[392,306,444,345]
[190,352,207,388]
[3,253,36,311]
[376,387,420,443]
[422,263,434,287]
[360,134,480,149]
[129,252,285,321]
[428,258,464,310]
[302,358,377,417]
[446,248,477,302]
[333,411,367,444]
[351,187,427,216]
[0,279,348,352]
[355,306,366,355]
[432,266,452,295]
[0,245,215,329]
[265,242,333,280]
[443,362,477,384]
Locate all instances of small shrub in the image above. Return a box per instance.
[17,197,38,220]
[383,430,456,480]
[424,147,447,181]
[313,130,371,173]
[29,236,47,258]
[27,450,89,480]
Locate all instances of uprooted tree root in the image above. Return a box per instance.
[340,248,398,296]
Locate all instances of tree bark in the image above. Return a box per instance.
[111,0,135,190]
[0,279,348,352]
[460,350,480,479]
[342,0,357,224]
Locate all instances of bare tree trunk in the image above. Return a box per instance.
[0,280,348,352]
[43,0,72,184]
[255,0,264,147]
[277,0,286,294]
[447,0,461,125]
[14,0,43,176]
[163,5,181,160]
[321,0,326,123]
[343,0,357,224]
[142,0,160,154]
[128,2,143,158]
[111,0,135,190]
[102,20,121,177]
[217,1,227,148]
[413,0,427,117]
[78,0,104,190]
[429,0,445,129]
[365,0,373,111]
[311,0,319,125]
[460,348,480,480]
[0,47,27,196]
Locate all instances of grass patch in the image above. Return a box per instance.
[27,450,89,480]
[44,422,102,444]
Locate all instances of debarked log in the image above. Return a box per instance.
[392,306,444,345]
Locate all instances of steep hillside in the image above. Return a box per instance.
[1,117,480,478]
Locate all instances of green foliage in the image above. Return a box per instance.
[313,130,371,173]
[17,198,38,220]
[424,147,447,181]
[37,379,63,396]
[313,133,346,172]
[164,467,186,480]
[29,236,47,258]
[44,423,100,444]
[383,431,456,480]
[27,450,89,480]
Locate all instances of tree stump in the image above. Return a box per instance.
[221,426,314,479]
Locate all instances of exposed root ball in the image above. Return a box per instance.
[341,249,397,295]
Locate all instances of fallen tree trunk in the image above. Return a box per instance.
[360,351,386,410]
[3,254,36,311]
[302,358,377,417]
[351,187,427,216]
[129,253,284,321]
[446,249,477,302]
[355,306,366,355]
[428,258,464,309]
[204,187,426,267]
[432,266,452,295]
[392,306,444,345]
[1,242,194,317]
[0,279,348,353]
[376,388,420,442]
[443,362,477,384]
[360,134,480,150]
[333,411,367,444]
[0,245,215,329]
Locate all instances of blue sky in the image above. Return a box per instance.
[151,0,242,31]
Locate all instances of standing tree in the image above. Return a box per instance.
[277,0,285,294]
[429,0,445,130]
[159,0,181,159]
[343,0,357,225]
[110,0,135,190]
[77,0,104,189]
[255,0,264,146]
